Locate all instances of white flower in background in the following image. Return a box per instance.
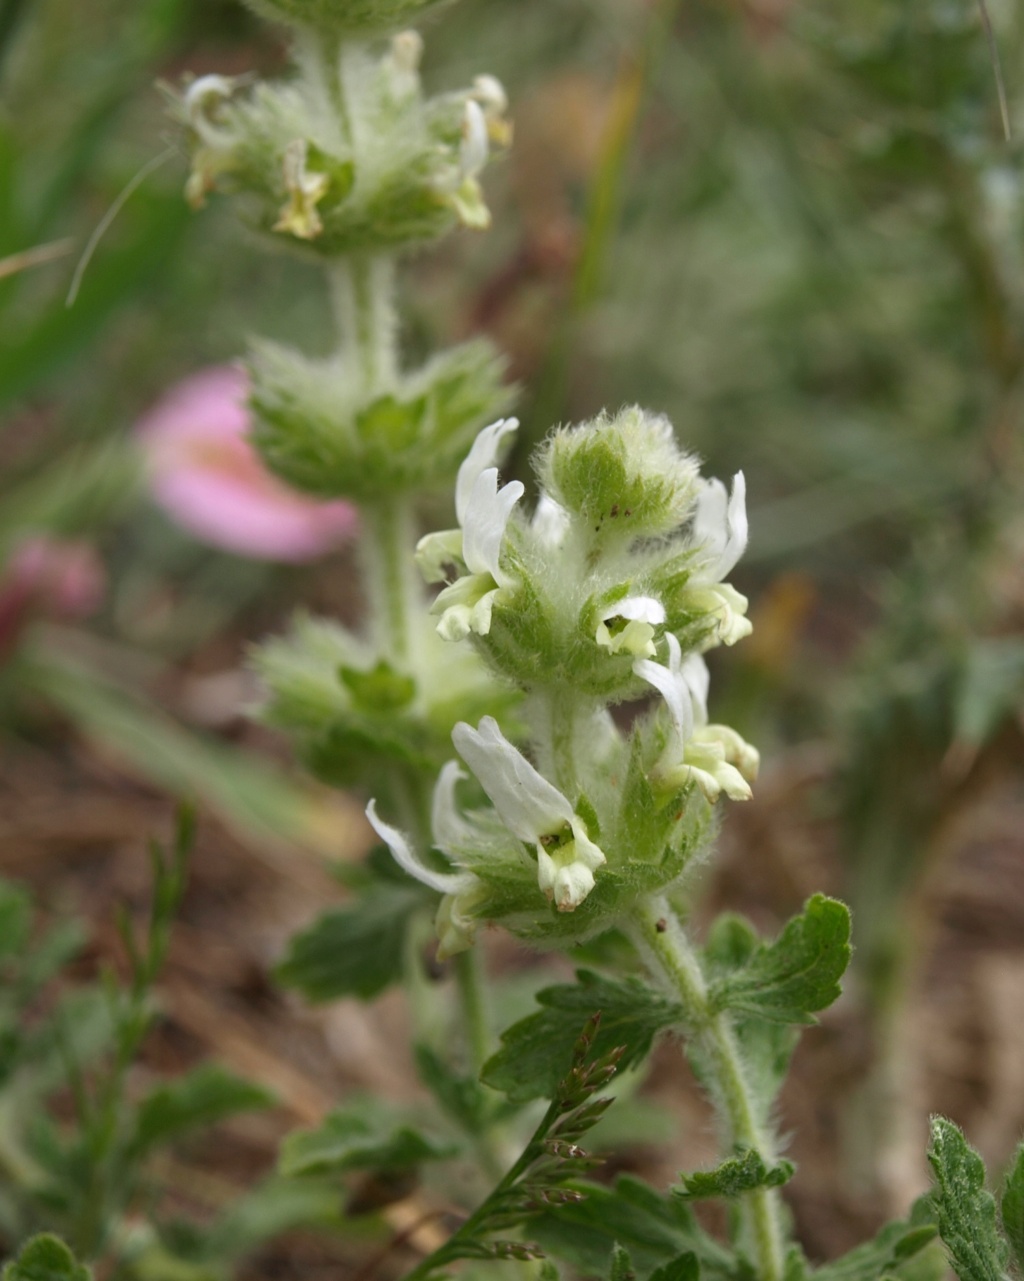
[595,595,666,659]
[688,472,752,646]
[459,99,490,180]
[470,75,512,146]
[387,29,424,96]
[274,139,329,240]
[634,635,758,802]
[452,716,606,912]
[181,74,246,208]
[416,418,524,641]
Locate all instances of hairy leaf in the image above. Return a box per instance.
[279,1107,454,1177]
[927,1118,1008,1281]
[482,971,684,1103]
[812,1202,939,1281]
[611,1244,638,1281]
[530,1175,736,1280]
[677,1149,795,1200]
[132,1064,275,1154]
[276,882,424,1001]
[3,1235,90,1281]
[1000,1142,1024,1276]
[709,896,851,1025]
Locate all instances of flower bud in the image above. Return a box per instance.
[536,407,700,543]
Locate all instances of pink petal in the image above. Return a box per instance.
[136,365,358,562]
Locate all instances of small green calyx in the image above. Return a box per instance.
[339,661,417,712]
[537,407,700,541]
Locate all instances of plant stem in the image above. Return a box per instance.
[453,947,491,1078]
[358,497,419,665]
[629,896,786,1281]
[328,256,399,392]
[529,686,580,798]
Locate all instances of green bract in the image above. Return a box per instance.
[248,339,512,501]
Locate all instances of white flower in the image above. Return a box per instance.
[366,799,475,897]
[452,717,606,911]
[416,419,524,642]
[470,75,512,147]
[688,472,752,646]
[633,635,757,803]
[366,790,484,960]
[595,595,666,659]
[532,492,570,550]
[183,75,242,148]
[459,100,490,180]
[434,96,500,229]
[273,139,329,240]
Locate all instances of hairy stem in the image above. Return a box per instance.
[630,896,786,1281]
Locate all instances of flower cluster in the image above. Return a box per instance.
[369,410,759,954]
[174,35,510,252]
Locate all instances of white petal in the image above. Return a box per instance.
[366,800,471,895]
[532,492,570,549]
[602,595,666,625]
[431,762,476,853]
[462,468,524,583]
[694,471,748,582]
[415,528,463,583]
[459,99,489,178]
[452,716,573,843]
[472,74,508,118]
[552,860,597,912]
[455,418,520,524]
[568,816,607,871]
[633,633,693,745]
[680,652,710,726]
[184,75,240,147]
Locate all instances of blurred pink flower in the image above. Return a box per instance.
[0,536,106,659]
[136,365,357,561]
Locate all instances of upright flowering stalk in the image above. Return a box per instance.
[173,0,519,819]
[369,407,801,1277]
[172,0,525,1106]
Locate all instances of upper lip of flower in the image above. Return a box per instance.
[415,418,524,638]
[451,716,606,910]
[692,471,747,583]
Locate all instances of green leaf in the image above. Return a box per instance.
[927,1117,1009,1281]
[806,1205,938,1281]
[1000,1142,1024,1276]
[954,640,1024,750]
[677,1149,795,1200]
[709,896,851,1025]
[276,881,424,1001]
[650,1254,700,1281]
[611,1244,637,1281]
[0,880,31,960]
[2,1235,91,1281]
[481,971,684,1103]
[279,1106,455,1177]
[132,1064,275,1154]
[415,1043,496,1133]
[530,1176,735,1281]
